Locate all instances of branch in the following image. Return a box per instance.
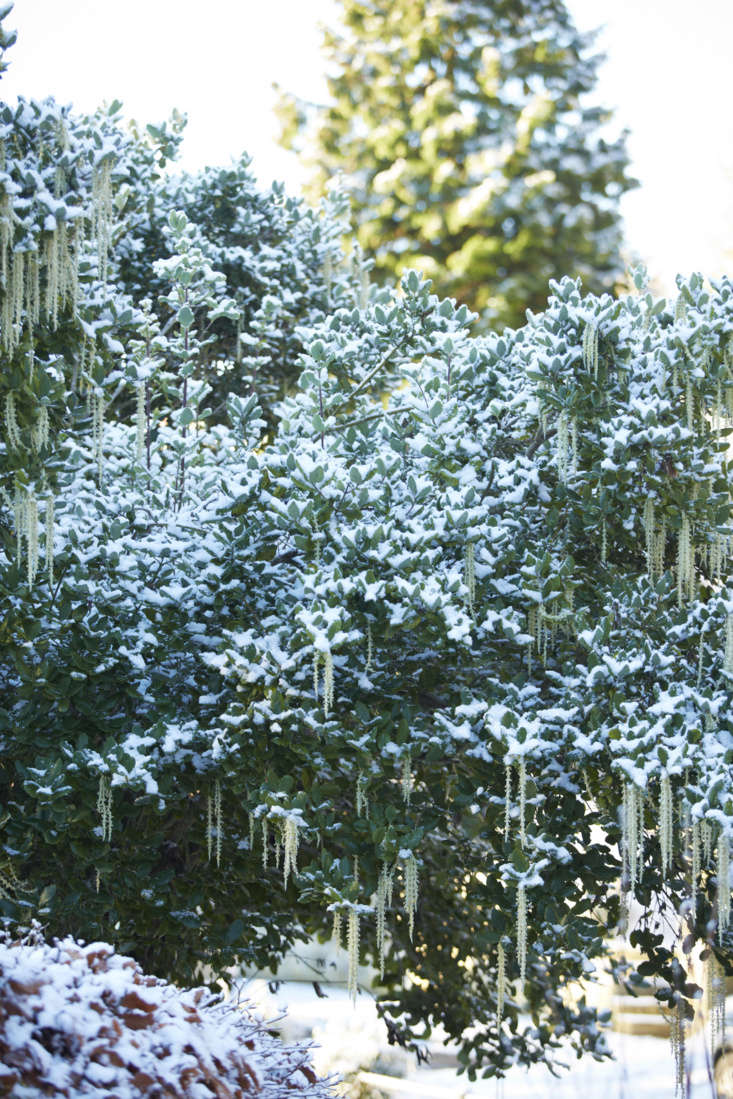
[318,404,412,437]
[526,425,556,459]
[347,343,402,403]
[270,548,301,566]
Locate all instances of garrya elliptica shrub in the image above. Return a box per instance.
[1,6,732,1090]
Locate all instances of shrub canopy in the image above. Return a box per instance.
[0,9,731,1086]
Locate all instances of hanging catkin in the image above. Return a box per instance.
[518,759,527,848]
[365,621,373,676]
[670,1000,685,1099]
[214,780,222,868]
[401,750,413,806]
[92,159,113,283]
[643,497,655,581]
[45,496,54,586]
[464,542,476,618]
[96,775,112,842]
[347,908,360,1001]
[676,515,693,606]
[691,820,701,911]
[404,853,419,940]
[282,817,299,886]
[332,909,342,947]
[517,882,527,996]
[496,942,506,1025]
[556,412,569,481]
[25,489,38,587]
[4,392,21,448]
[686,376,694,431]
[582,319,599,379]
[92,388,104,483]
[376,864,389,978]
[622,782,639,899]
[659,774,673,879]
[717,831,730,941]
[708,952,726,1053]
[724,614,733,676]
[261,818,269,870]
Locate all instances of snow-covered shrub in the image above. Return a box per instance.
[0,929,334,1098]
[2,3,733,1087]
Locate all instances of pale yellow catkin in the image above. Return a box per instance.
[518,759,527,848]
[96,775,112,842]
[45,496,54,586]
[404,853,419,941]
[376,864,389,978]
[496,942,506,1025]
[283,817,299,886]
[659,774,673,879]
[347,908,360,1002]
[517,882,527,996]
[464,542,476,618]
[717,832,730,941]
[332,908,342,947]
[401,750,413,806]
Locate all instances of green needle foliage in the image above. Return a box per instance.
[277,0,637,328]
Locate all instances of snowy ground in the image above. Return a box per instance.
[239,978,727,1098]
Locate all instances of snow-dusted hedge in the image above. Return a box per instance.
[1,6,733,1084]
[0,930,333,1097]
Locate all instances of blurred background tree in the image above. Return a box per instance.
[277,0,637,329]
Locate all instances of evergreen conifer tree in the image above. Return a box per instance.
[277,0,636,328]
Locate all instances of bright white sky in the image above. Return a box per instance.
[3,0,732,293]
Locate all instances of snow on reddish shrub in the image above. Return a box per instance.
[0,931,335,1098]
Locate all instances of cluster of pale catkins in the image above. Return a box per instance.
[332,851,417,1001]
[0,222,83,354]
[254,810,301,891]
[526,589,570,671]
[91,158,113,283]
[12,484,56,587]
[616,772,731,1079]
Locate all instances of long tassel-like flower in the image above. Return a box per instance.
[376,864,389,978]
[464,542,476,618]
[518,759,527,848]
[717,831,730,941]
[404,853,419,940]
[517,882,527,996]
[401,750,413,806]
[660,774,673,879]
[582,320,599,379]
[497,942,506,1025]
[670,1000,685,1099]
[96,775,113,842]
[283,816,299,886]
[45,496,54,586]
[347,908,360,1002]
